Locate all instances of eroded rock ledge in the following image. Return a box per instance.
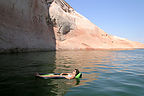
[48,0,76,41]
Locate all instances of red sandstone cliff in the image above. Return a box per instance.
[0,0,144,53]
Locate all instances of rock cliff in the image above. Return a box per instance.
[0,0,144,53]
[0,0,56,53]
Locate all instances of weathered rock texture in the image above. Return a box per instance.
[0,0,144,53]
[0,0,56,53]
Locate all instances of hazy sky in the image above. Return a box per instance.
[65,0,144,43]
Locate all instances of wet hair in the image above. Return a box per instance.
[75,69,79,76]
[75,69,82,78]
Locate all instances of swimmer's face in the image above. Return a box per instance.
[73,70,76,74]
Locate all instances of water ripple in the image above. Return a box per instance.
[0,50,144,96]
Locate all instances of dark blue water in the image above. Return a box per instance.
[0,49,144,96]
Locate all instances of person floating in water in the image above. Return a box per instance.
[36,69,82,79]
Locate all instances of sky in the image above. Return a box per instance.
[65,0,144,43]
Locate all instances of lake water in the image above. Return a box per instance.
[0,49,144,96]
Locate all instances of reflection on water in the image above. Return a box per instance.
[54,51,116,85]
[0,50,144,96]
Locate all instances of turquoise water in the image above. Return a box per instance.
[0,49,144,96]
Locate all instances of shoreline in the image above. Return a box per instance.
[0,48,143,54]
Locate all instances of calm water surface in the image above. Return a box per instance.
[0,49,144,96]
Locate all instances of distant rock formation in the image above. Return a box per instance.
[49,0,144,50]
[0,0,144,53]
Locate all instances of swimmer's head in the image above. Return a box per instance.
[74,69,82,78]
[74,69,79,76]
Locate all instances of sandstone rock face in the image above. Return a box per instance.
[0,0,56,53]
[0,0,144,53]
[49,0,144,50]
